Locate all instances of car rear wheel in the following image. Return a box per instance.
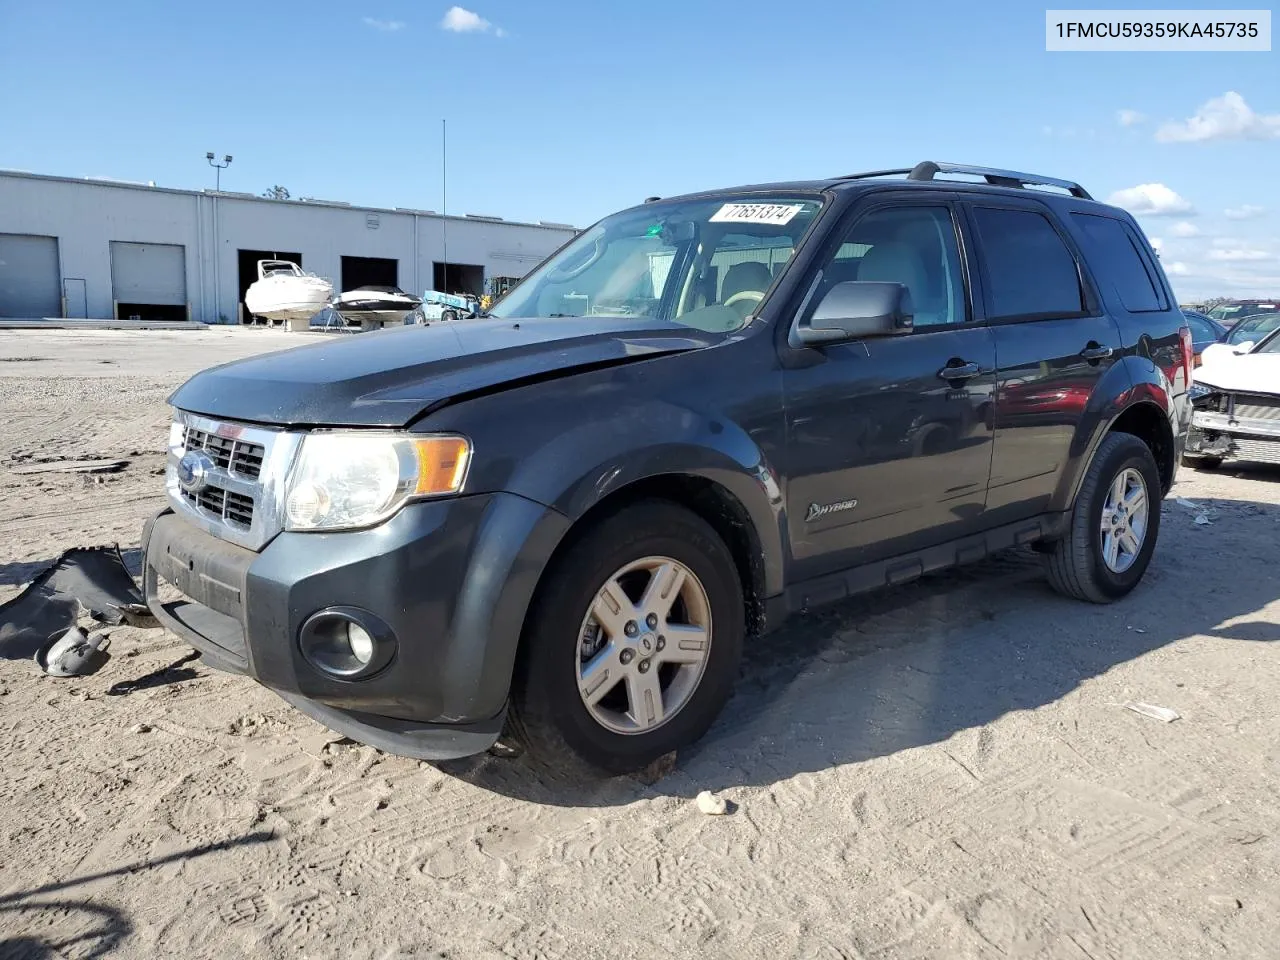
[441,309,457,322]
[1044,431,1162,603]
[509,501,744,776]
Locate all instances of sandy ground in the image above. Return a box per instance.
[2,328,1279,960]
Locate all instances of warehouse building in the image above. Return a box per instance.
[0,170,577,324]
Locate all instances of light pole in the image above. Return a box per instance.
[441,119,448,291]
[205,152,232,192]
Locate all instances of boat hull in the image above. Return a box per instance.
[245,277,334,322]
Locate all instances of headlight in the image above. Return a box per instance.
[284,433,471,531]
[1188,382,1215,401]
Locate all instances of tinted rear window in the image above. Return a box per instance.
[972,207,1085,319]
[1071,214,1165,312]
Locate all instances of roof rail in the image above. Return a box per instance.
[838,161,1092,200]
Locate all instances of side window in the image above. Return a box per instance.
[972,207,1086,320]
[1071,213,1166,313]
[817,206,966,327]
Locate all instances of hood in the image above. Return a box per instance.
[168,316,712,427]
[1194,350,1280,395]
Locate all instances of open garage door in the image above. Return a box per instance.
[0,234,61,318]
[110,241,188,322]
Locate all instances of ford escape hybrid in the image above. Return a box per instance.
[143,161,1192,775]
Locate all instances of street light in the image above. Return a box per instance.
[206,152,232,191]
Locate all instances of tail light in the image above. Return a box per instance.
[1179,326,1194,382]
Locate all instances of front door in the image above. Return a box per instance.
[961,200,1124,522]
[782,199,996,582]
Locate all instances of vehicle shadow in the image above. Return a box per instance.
[0,831,273,958]
[441,496,1280,806]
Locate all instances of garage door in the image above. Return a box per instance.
[0,234,61,318]
[110,242,187,305]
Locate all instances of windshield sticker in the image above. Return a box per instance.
[710,203,805,226]
[645,223,663,237]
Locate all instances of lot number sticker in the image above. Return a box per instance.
[710,203,805,225]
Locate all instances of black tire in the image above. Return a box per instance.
[509,500,744,776]
[1044,431,1162,603]
[441,309,457,323]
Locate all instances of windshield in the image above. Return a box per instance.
[1226,313,1280,345]
[1210,303,1277,321]
[1257,329,1280,354]
[489,195,824,332]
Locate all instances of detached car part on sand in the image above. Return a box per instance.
[144,161,1191,776]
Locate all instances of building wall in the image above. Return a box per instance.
[0,172,576,323]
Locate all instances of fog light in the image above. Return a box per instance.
[298,607,396,680]
[347,622,374,664]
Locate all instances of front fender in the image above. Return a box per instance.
[502,398,787,598]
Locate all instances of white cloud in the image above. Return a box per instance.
[1155,91,1280,143]
[1208,247,1273,262]
[1117,109,1146,127]
[1149,237,1164,252]
[1164,261,1190,276]
[362,17,405,31]
[1224,204,1266,221]
[441,6,495,32]
[1170,221,1200,238]
[1107,183,1195,217]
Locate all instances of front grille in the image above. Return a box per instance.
[167,412,297,551]
[182,486,256,528]
[184,426,265,479]
[1232,394,1280,422]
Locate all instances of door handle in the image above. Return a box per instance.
[1080,343,1114,361]
[938,361,981,381]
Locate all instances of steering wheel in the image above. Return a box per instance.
[723,290,765,314]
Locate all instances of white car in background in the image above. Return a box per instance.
[1185,327,1280,468]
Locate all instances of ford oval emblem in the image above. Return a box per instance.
[177,449,215,494]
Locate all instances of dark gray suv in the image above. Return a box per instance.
[143,161,1193,775]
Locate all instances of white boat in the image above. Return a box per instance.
[243,260,334,326]
[331,286,423,328]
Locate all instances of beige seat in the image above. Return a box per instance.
[855,241,934,324]
[720,262,773,319]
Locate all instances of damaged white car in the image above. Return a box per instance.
[1185,328,1280,468]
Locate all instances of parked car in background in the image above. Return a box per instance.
[1206,300,1279,330]
[143,161,1192,776]
[1222,312,1280,350]
[1186,327,1280,468]
[1181,310,1227,368]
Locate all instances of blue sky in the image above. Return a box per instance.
[1,0,1277,298]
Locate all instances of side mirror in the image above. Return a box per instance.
[1235,341,1255,354]
[793,281,913,347]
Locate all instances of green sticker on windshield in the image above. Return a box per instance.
[645,223,662,237]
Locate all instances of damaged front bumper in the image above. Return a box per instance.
[141,492,569,760]
[1187,409,1280,465]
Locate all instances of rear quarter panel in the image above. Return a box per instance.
[1052,205,1190,507]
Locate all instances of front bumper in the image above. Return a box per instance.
[142,493,569,760]
[1188,410,1280,465]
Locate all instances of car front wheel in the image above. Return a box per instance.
[510,501,744,776]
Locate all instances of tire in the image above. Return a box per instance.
[509,500,744,776]
[1044,431,1162,604]
[441,309,457,323]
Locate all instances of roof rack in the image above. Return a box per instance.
[838,161,1092,200]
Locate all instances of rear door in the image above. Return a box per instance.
[961,199,1124,523]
